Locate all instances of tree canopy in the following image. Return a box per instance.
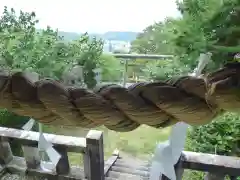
[0,6,123,88]
[131,0,240,80]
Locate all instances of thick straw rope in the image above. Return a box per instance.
[0,63,240,132]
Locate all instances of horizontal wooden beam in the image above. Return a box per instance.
[181,151,240,176]
[0,127,86,153]
[111,53,174,60]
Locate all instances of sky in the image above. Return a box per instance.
[0,0,180,33]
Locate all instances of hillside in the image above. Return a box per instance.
[58,31,139,42]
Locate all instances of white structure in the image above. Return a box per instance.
[103,40,131,53]
[62,65,103,88]
[62,65,86,87]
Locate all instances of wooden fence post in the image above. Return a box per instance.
[22,145,41,169]
[55,146,70,175]
[0,137,13,165]
[175,157,184,180]
[84,153,90,179]
[84,130,104,180]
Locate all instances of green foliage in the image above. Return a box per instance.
[131,0,240,71]
[0,109,36,155]
[0,109,29,128]
[183,170,205,180]
[186,112,240,156]
[0,6,104,88]
[175,0,240,68]
[185,112,240,180]
[205,0,240,64]
[141,58,191,81]
[98,54,123,82]
[131,18,178,55]
[69,34,103,88]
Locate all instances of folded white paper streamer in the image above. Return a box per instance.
[190,52,212,77]
[38,131,61,165]
[22,118,35,131]
[22,119,61,167]
[150,53,212,180]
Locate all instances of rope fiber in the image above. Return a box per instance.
[0,63,240,132]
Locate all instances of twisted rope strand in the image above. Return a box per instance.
[0,63,240,132]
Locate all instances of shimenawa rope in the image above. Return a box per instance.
[0,62,240,132]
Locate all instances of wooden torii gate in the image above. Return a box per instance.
[111,53,174,87]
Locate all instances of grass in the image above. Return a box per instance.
[101,126,171,158]
[43,125,171,165]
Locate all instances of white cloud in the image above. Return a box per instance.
[0,0,180,33]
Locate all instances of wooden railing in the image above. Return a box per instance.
[161,151,240,180]
[0,126,239,180]
[0,127,105,180]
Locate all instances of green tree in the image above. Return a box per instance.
[0,6,105,88]
[204,0,240,64]
[174,0,240,69]
[98,54,123,82]
[186,112,240,156]
[141,58,191,81]
[70,34,104,88]
[131,18,177,55]
[131,0,239,70]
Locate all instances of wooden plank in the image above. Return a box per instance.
[175,156,184,180]
[181,151,240,176]
[110,166,149,177]
[6,156,85,180]
[0,127,86,153]
[114,161,150,171]
[85,130,104,180]
[104,150,119,175]
[175,165,184,180]
[107,171,149,180]
[83,153,90,179]
[116,159,150,167]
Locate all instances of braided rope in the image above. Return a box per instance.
[0,63,239,132]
